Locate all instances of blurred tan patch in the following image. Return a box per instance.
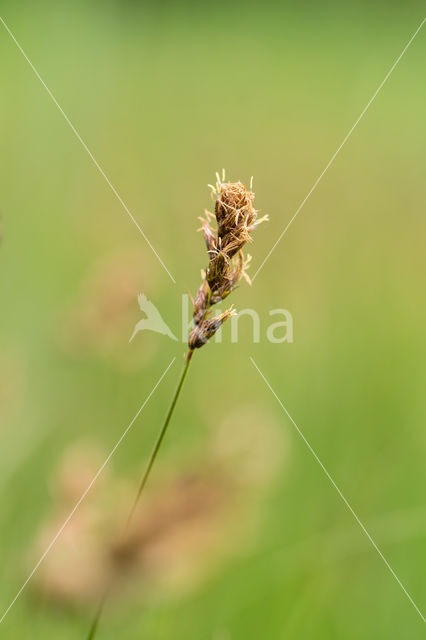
[32,407,285,609]
[32,443,112,606]
[57,249,159,369]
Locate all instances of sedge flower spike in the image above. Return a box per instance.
[188,172,267,350]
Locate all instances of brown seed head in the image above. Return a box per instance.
[188,172,267,351]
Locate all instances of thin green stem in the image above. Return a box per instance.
[86,588,109,640]
[85,350,194,639]
[125,350,194,528]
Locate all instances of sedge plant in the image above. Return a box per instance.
[86,171,266,638]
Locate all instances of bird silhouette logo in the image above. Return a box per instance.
[129,294,178,343]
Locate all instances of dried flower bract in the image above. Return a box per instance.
[188,171,267,351]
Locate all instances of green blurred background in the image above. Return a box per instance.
[0,1,425,638]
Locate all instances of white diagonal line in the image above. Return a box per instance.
[250,356,426,624]
[0,357,176,625]
[0,16,176,284]
[252,18,426,282]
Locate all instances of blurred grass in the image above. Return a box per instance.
[0,1,425,638]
